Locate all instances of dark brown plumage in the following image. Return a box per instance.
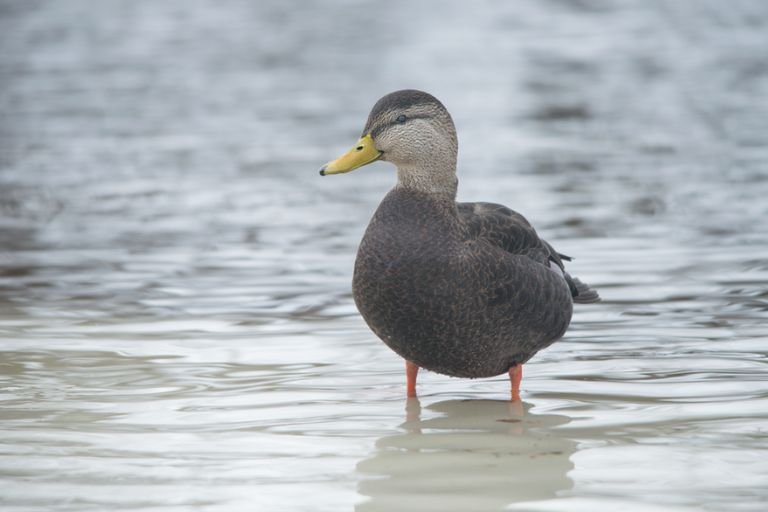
[320,89,599,396]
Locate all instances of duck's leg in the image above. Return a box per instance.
[509,364,523,401]
[406,360,419,397]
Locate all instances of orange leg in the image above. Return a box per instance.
[509,364,523,401]
[406,360,419,397]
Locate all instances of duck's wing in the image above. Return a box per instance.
[457,201,599,303]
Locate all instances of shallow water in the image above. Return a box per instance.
[1,0,768,510]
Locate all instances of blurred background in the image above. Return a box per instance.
[1,1,767,511]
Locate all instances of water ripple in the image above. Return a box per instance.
[2,0,768,511]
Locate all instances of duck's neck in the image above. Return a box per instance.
[380,186,462,236]
[395,157,458,201]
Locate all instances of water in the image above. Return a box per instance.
[1,0,767,510]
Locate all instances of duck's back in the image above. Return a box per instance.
[352,188,574,378]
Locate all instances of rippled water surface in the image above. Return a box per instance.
[2,1,768,510]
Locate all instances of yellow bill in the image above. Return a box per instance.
[319,134,382,176]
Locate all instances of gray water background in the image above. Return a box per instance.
[1,1,767,510]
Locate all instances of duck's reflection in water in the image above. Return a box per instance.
[356,399,576,512]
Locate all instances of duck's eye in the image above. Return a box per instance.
[396,114,407,124]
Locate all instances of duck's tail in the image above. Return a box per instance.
[567,275,601,304]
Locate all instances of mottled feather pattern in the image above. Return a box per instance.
[458,201,599,303]
[353,188,576,378]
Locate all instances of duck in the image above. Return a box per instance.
[319,89,599,400]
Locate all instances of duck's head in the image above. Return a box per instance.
[320,90,458,195]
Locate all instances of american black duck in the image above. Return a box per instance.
[320,89,599,399]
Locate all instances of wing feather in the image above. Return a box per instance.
[458,201,599,303]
